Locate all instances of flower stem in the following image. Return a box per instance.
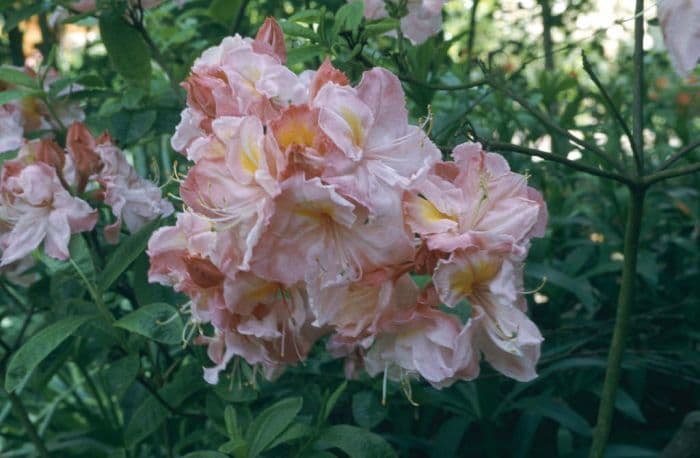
[588,186,645,458]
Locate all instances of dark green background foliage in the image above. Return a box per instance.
[0,0,698,456]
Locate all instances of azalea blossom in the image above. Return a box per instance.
[360,0,446,44]
[151,19,548,389]
[0,143,96,265]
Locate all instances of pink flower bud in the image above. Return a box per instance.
[66,122,102,193]
[253,17,287,64]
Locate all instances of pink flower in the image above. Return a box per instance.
[0,158,96,265]
[94,143,174,243]
[147,211,228,324]
[363,286,480,388]
[360,0,446,44]
[200,272,325,384]
[250,174,414,287]
[404,142,547,256]
[179,116,279,268]
[313,68,441,212]
[433,250,543,381]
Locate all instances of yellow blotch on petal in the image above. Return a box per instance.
[450,257,500,297]
[340,107,364,147]
[419,197,455,224]
[240,140,260,174]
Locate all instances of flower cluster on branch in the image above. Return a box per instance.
[149,19,547,388]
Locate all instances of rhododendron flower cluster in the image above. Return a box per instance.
[149,18,547,388]
[0,123,172,267]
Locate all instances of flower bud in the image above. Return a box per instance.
[253,17,287,63]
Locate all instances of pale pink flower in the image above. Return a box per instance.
[313,68,440,212]
[658,0,700,76]
[147,211,228,324]
[250,174,414,287]
[201,272,324,384]
[179,116,279,269]
[0,160,96,265]
[433,250,543,381]
[94,143,173,243]
[363,287,480,388]
[360,0,446,44]
[307,270,418,338]
[404,142,547,256]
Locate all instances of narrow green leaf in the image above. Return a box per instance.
[266,423,312,451]
[245,397,303,457]
[5,315,96,392]
[322,381,347,422]
[0,89,39,105]
[98,218,161,292]
[98,13,152,82]
[0,66,38,88]
[114,303,183,345]
[225,405,241,438]
[313,425,397,458]
[287,45,326,66]
[280,21,319,40]
[514,397,591,437]
[333,1,364,37]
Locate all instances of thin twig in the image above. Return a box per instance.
[136,376,205,420]
[398,75,487,91]
[643,162,700,186]
[631,0,645,175]
[485,74,625,172]
[581,51,637,162]
[484,141,634,185]
[658,139,700,170]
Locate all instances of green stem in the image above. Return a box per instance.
[643,161,700,186]
[631,0,644,175]
[588,187,645,458]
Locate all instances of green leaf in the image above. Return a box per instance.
[287,45,326,66]
[313,425,397,458]
[208,0,244,25]
[225,405,241,438]
[182,452,229,458]
[3,2,45,32]
[101,354,140,399]
[363,18,399,37]
[98,13,152,82]
[114,303,183,345]
[280,21,319,40]
[5,315,96,392]
[351,391,386,429]
[603,445,658,457]
[0,66,38,88]
[124,364,203,447]
[110,109,157,145]
[514,397,591,437]
[333,1,364,37]
[98,218,161,292]
[0,89,39,105]
[245,397,303,457]
[322,381,347,422]
[267,423,312,450]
